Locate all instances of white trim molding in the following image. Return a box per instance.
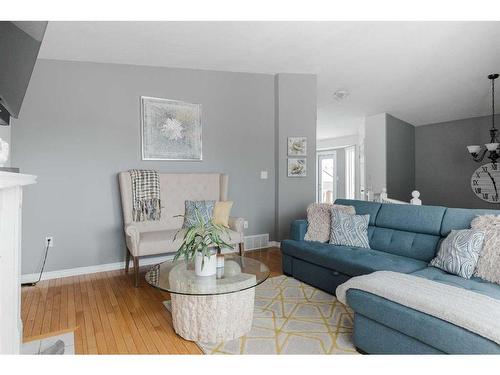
[21,234,280,283]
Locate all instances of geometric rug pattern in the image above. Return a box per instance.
[164,275,358,354]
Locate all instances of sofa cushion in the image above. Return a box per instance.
[471,215,500,284]
[369,227,441,262]
[335,199,381,225]
[411,267,500,301]
[440,207,500,236]
[375,203,446,236]
[429,229,485,279]
[329,210,370,248]
[304,203,355,242]
[281,240,427,276]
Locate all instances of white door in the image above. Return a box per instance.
[318,152,337,203]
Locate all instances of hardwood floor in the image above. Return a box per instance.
[21,247,283,354]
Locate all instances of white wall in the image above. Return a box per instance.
[364,113,387,195]
[0,126,10,167]
[317,134,360,150]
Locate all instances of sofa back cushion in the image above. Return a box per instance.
[335,199,446,262]
[369,228,441,262]
[440,207,500,236]
[334,199,381,225]
[372,204,447,261]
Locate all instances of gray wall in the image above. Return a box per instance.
[416,114,500,208]
[0,22,46,118]
[386,114,415,201]
[12,59,277,274]
[275,73,317,239]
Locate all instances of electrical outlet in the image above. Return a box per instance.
[260,170,268,179]
[243,221,249,229]
[45,236,54,248]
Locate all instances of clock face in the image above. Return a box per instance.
[471,163,500,203]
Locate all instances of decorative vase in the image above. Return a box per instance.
[194,250,217,277]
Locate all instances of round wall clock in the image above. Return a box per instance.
[471,163,500,203]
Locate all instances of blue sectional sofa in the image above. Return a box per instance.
[280,199,500,354]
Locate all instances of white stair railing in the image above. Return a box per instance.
[378,188,421,205]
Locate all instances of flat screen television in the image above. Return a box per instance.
[0,21,47,123]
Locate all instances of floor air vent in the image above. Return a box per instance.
[244,234,270,250]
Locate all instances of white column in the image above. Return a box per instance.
[0,172,36,354]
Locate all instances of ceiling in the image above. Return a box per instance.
[38,21,500,139]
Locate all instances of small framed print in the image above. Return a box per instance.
[288,137,307,156]
[288,158,307,177]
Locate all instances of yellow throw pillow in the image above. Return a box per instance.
[213,201,234,228]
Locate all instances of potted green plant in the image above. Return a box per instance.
[174,209,232,276]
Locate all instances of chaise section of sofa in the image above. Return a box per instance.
[281,199,500,354]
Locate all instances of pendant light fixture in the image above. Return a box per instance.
[467,73,499,163]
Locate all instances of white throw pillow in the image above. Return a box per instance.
[304,203,355,242]
[471,215,500,284]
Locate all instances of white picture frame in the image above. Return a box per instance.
[288,158,307,177]
[287,137,307,156]
[141,96,202,161]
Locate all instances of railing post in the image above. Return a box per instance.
[410,190,422,205]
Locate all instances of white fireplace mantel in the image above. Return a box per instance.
[0,171,37,354]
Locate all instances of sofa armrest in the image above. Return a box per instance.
[125,224,140,255]
[291,219,308,241]
[228,216,245,235]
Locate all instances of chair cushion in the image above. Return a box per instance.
[281,240,427,276]
[138,228,242,256]
[182,200,215,228]
[411,267,500,300]
[213,201,233,228]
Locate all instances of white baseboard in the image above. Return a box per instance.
[269,241,280,248]
[21,253,176,284]
[21,235,279,283]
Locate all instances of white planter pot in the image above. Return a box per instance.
[194,251,217,277]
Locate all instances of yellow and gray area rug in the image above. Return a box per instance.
[163,275,357,354]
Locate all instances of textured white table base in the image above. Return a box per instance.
[171,288,255,342]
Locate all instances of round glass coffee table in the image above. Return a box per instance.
[145,254,270,342]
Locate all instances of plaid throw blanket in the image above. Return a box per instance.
[129,169,161,221]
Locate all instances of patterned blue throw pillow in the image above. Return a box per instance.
[430,229,485,279]
[183,200,215,228]
[329,209,370,248]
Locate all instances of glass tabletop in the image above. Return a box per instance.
[145,254,270,296]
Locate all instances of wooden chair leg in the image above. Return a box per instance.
[125,249,131,273]
[133,256,140,287]
[239,242,245,256]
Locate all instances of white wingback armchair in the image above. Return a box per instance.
[118,172,245,286]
